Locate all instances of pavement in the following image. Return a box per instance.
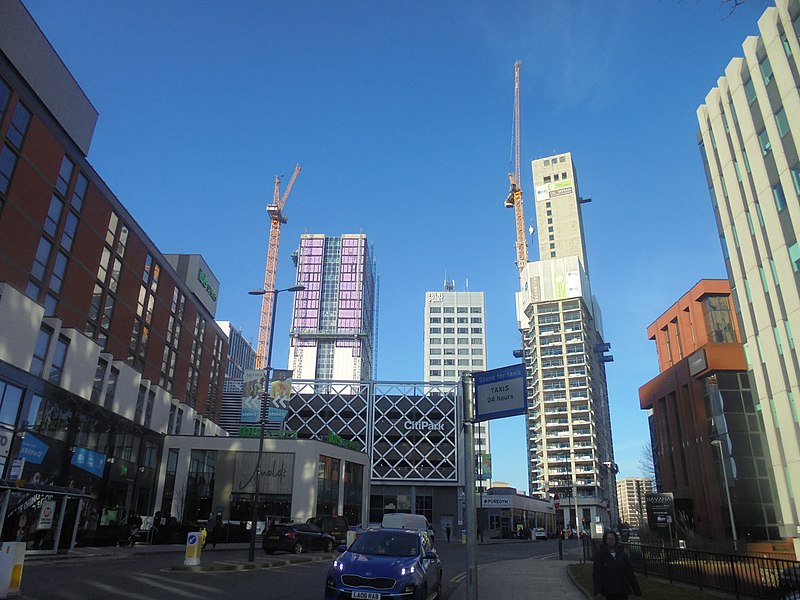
[22,539,592,600]
[448,555,589,600]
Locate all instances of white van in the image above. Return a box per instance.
[381,513,435,543]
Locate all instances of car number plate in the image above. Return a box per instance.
[269,535,280,540]
[352,593,380,600]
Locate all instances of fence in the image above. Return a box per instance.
[583,538,800,599]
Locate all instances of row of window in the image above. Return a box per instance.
[429,327,483,334]
[428,317,483,323]
[428,359,484,366]
[429,338,483,346]
[429,348,483,355]
[428,306,482,314]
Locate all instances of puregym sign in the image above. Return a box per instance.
[404,419,447,432]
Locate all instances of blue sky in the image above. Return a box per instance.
[23,0,771,492]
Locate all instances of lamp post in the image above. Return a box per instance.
[711,439,738,551]
[246,284,304,562]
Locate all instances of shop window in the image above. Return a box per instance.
[343,462,364,527]
[317,455,341,516]
[48,336,69,384]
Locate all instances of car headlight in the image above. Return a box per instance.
[332,559,344,571]
[403,584,416,593]
[400,565,416,576]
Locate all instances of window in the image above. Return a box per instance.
[782,31,793,57]
[759,55,774,85]
[775,108,791,138]
[71,173,87,212]
[0,78,9,120]
[470,307,482,313]
[770,258,780,286]
[758,128,772,155]
[55,156,74,197]
[32,237,52,281]
[744,78,757,105]
[792,163,800,196]
[30,328,52,377]
[429,327,441,334]
[48,336,69,384]
[0,381,23,426]
[429,317,441,323]
[773,183,787,212]
[789,242,800,272]
[6,102,31,149]
[429,307,441,313]
[0,145,18,196]
[471,327,483,334]
[44,196,64,237]
[104,367,119,409]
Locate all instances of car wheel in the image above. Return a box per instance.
[294,541,304,554]
[325,540,334,552]
[418,583,427,600]
[435,575,442,599]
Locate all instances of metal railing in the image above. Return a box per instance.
[583,538,799,599]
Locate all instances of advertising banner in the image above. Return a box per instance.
[270,369,293,409]
[646,492,675,534]
[477,453,492,480]
[241,369,264,424]
[70,447,107,478]
[18,434,48,464]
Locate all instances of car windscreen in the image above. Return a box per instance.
[349,531,419,557]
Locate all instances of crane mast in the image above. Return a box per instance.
[504,60,528,271]
[256,163,300,369]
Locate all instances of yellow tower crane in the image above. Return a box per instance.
[256,163,300,369]
[504,60,528,271]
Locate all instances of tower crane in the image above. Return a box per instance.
[256,163,300,369]
[504,60,529,271]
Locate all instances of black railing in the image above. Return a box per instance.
[583,538,800,599]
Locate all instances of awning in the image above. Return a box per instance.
[0,479,91,498]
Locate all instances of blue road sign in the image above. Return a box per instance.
[474,363,527,421]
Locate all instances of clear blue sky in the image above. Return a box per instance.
[23,0,771,492]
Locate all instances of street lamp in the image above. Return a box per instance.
[711,439,738,551]
[246,284,304,562]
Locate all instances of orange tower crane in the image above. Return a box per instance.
[256,163,300,369]
[504,60,528,271]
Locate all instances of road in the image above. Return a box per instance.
[16,539,584,599]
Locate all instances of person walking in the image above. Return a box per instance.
[203,512,217,549]
[593,530,641,600]
[445,523,451,543]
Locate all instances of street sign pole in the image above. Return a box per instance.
[461,372,478,600]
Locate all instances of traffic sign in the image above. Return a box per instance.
[474,364,527,421]
[553,493,560,509]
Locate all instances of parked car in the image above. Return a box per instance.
[262,522,336,554]
[533,527,547,541]
[325,528,441,600]
[780,563,800,593]
[307,515,349,544]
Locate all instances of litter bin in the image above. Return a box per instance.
[184,531,203,566]
[0,542,25,599]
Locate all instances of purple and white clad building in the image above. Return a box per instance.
[288,234,377,386]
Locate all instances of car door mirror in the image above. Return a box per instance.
[336,544,347,553]
[425,550,438,560]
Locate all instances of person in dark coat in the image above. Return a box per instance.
[593,531,641,600]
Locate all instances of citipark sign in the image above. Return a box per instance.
[404,418,447,432]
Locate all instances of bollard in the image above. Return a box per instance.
[0,542,25,599]
[461,529,467,544]
[184,531,203,566]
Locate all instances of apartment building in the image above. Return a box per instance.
[697,0,800,552]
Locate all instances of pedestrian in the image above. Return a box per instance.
[445,523,451,543]
[593,530,641,600]
[477,527,483,543]
[203,512,217,549]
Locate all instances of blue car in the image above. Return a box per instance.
[325,528,442,600]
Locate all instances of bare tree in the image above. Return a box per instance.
[639,440,656,483]
[720,0,748,18]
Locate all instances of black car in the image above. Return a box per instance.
[262,522,336,554]
[307,515,349,544]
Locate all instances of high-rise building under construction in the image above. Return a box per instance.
[515,152,617,532]
[287,234,377,386]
